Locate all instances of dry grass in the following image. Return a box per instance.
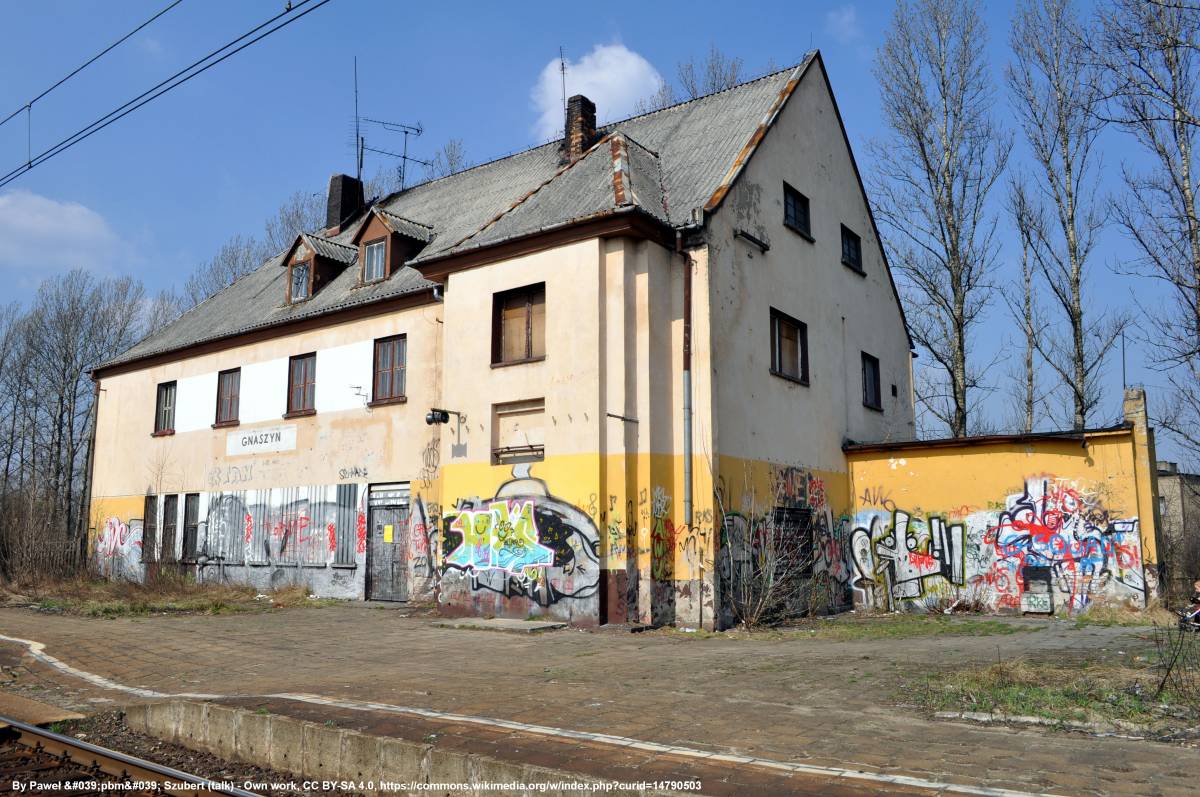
[1073,597,1178,628]
[660,612,1035,641]
[15,574,339,617]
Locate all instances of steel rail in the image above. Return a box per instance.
[0,714,261,797]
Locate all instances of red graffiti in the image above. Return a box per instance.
[908,551,936,569]
[327,522,337,553]
[356,511,366,554]
[244,513,253,543]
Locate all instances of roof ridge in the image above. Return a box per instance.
[377,207,434,229]
[442,132,618,253]
[303,232,356,250]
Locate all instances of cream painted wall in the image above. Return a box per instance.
[92,301,443,500]
[705,62,916,475]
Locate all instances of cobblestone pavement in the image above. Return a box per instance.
[0,606,1195,796]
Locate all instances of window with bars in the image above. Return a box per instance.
[372,335,407,403]
[287,353,316,416]
[182,493,199,562]
[153,381,176,435]
[783,182,811,238]
[215,368,240,425]
[141,495,158,563]
[770,308,809,385]
[160,494,178,563]
[862,351,882,410]
[492,283,546,365]
[841,225,863,273]
[363,239,386,282]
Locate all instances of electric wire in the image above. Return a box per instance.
[0,0,186,130]
[0,0,334,189]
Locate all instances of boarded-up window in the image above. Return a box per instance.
[770,308,809,384]
[215,369,240,425]
[160,495,178,563]
[492,399,545,465]
[372,335,406,402]
[287,353,316,415]
[182,493,199,562]
[141,495,158,562]
[206,494,246,565]
[335,484,358,566]
[862,351,882,410]
[492,283,546,364]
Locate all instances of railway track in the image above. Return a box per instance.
[0,715,260,796]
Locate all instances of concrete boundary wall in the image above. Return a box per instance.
[124,701,679,797]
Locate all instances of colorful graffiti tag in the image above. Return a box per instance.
[94,517,143,580]
[851,477,1145,613]
[444,500,556,582]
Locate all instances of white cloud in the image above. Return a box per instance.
[530,44,663,141]
[0,189,126,276]
[824,5,862,45]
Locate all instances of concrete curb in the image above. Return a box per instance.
[124,700,682,797]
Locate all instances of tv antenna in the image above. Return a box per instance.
[559,46,568,135]
[353,57,362,181]
[359,117,427,189]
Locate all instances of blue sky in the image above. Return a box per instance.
[0,0,1181,457]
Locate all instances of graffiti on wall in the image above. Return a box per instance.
[441,465,601,609]
[94,517,143,580]
[851,477,1145,613]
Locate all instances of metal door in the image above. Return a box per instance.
[366,484,410,601]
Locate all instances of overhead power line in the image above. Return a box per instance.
[0,0,334,190]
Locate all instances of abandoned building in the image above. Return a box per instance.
[88,51,1165,628]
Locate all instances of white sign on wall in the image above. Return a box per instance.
[227,424,297,456]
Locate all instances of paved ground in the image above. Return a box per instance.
[0,606,1195,796]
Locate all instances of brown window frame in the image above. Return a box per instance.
[160,494,179,563]
[214,368,241,427]
[370,334,407,405]
[362,238,387,283]
[153,381,176,436]
[841,225,864,273]
[286,352,317,417]
[491,282,546,366]
[783,182,812,240]
[289,260,313,303]
[770,308,809,386]
[862,351,883,411]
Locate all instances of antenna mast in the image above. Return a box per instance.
[354,57,362,181]
[360,117,427,189]
[559,46,567,137]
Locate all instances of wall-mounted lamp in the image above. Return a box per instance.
[426,407,463,425]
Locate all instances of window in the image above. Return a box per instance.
[182,494,199,562]
[783,183,811,238]
[492,398,545,464]
[372,335,407,403]
[141,495,158,563]
[773,506,814,579]
[364,239,386,282]
[154,381,176,435]
[862,351,882,410]
[215,368,240,426]
[492,283,546,365]
[287,353,317,416]
[160,494,178,563]
[291,261,311,302]
[770,308,809,385]
[841,225,863,272]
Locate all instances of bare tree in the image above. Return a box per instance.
[870,0,1011,437]
[143,289,184,335]
[1006,177,1047,433]
[678,44,744,99]
[183,234,267,308]
[1008,0,1119,430]
[633,79,677,114]
[263,190,325,253]
[423,139,469,180]
[1092,0,1200,457]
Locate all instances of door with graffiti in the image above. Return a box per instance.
[366,484,410,601]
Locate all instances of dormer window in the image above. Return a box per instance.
[290,261,311,302]
[364,239,386,283]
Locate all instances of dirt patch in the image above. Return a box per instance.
[59,711,362,796]
[655,613,1039,641]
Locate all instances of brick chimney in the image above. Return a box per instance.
[326,173,364,231]
[563,94,597,161]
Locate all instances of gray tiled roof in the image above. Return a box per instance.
[101,57,814,370]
